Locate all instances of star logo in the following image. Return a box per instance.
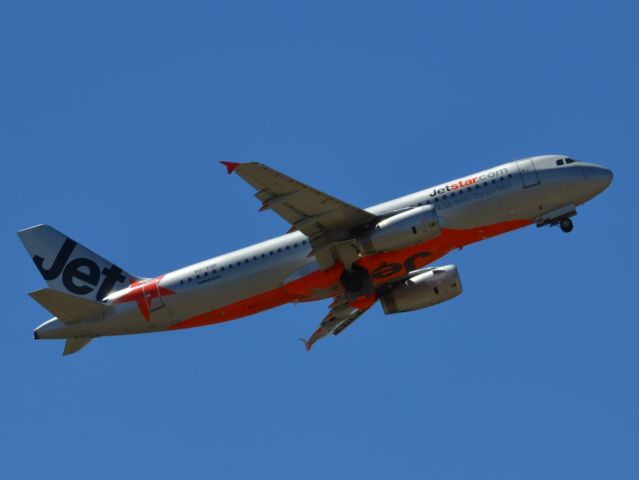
[112,276,175,321]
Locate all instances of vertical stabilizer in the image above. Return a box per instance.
[17,225,141,301]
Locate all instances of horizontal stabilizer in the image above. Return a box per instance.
[64,337,92,356]
[29,288,108,323]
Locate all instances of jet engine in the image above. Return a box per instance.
[357,205,441,254]
[380,265,462,314]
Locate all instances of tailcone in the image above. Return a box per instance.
[34,318,69,340]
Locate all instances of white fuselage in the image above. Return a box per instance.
[34,155,612,340]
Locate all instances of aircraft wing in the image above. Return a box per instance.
[221,161,377,269]
[301,295,372,350]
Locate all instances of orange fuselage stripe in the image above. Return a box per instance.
[168,218,530,331]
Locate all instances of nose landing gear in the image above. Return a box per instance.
[559,217,574,233]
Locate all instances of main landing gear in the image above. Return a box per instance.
[340,264,374,302]
[559,217,574,233]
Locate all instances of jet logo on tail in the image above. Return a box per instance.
[33,238,127,300]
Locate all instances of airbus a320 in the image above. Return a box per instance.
[19,155,612,355]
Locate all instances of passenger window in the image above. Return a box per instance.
[556,159,564,166]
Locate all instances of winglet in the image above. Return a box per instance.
[220,161,241,175]
[298,338,312,351]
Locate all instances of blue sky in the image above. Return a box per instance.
[1,1,637,478]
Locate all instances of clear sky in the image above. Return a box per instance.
[1,1,637,478]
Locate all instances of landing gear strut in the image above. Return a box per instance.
[560,217,573,233]
[340,264,374,302]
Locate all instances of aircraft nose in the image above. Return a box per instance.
[592,166,613,192]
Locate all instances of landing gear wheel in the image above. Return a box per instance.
[560,217,573,233]
[340,264,374,302]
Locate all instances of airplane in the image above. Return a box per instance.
[18,155,612,355]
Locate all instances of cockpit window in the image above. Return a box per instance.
[565,158,576,164]
[556,159,564,166]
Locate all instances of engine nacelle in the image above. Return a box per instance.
[380,265,462,314]
[358,205,441,254]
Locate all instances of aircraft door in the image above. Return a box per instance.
[516,159,540,188]
[142,281,166,313]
